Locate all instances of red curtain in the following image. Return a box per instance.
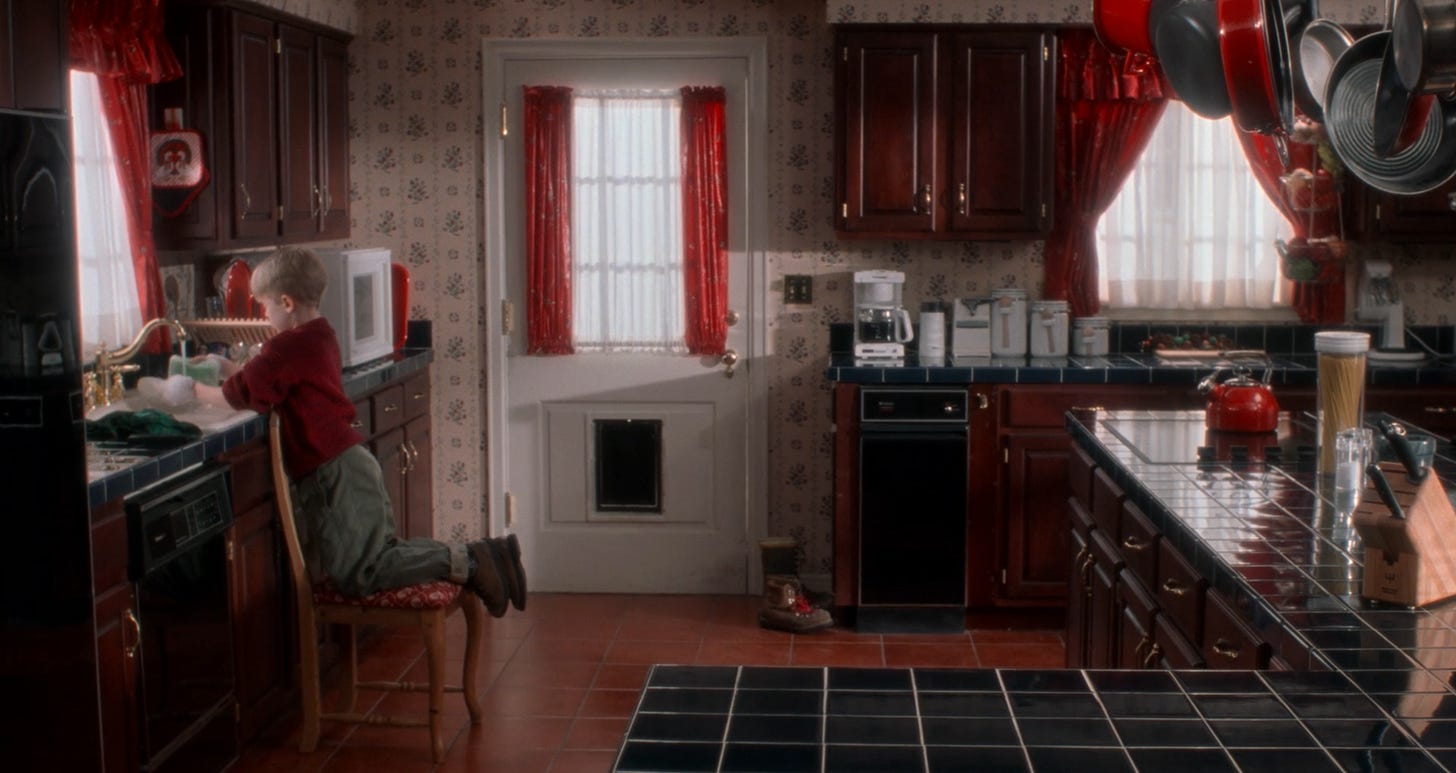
[70,0,182,352]
[680,86,728,356]
[1044,30,1167,316]
[1235,130,1345,324]
[523,86,574,355]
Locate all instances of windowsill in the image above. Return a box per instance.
[1098,306,1302,324]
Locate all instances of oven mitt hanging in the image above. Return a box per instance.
[150,124,211,218]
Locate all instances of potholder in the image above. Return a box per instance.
[150,128,211,217]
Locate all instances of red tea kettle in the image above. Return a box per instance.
[1198,352,1279,433]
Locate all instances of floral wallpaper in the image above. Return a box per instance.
[263,0,1455,581]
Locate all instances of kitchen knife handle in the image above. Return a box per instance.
[1378,418,1427,482]
[1368,462,1405,519]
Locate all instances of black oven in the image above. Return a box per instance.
[126,463,238,773]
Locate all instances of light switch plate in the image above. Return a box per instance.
[784,274,812,305]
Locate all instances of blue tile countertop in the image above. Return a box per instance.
[1057,408,1456,769]
[86,349,433,508]
[826,352,1456,387]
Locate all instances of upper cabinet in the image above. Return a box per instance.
[151,3,350,250]
[0,0,68,114]
[835,27,1055,240]
[1362,183,1456,243]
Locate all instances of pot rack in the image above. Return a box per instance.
[1095,0,1456,197]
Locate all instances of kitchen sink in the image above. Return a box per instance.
[86,392,258,434]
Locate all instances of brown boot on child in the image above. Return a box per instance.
[488,535,526,611]
[466,541,509,617]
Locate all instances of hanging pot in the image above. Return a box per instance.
[1324,30,1456,194]
[1372,33,1438,157]
[1096,0,1158,55]
[1153,0,1233,118]
[1219,0,1296,135]
[1393,0,1456,95]
[1295,18,1355,120]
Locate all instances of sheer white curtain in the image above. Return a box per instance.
[571,88,685,353]
[71,70,142,354]
[1097,101,1289,310]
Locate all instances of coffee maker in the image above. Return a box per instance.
[854,270,913,365]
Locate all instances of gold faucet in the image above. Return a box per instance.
[84,318,190,412]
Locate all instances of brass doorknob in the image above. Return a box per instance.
[721,349,739,378]
[725,310,740,327]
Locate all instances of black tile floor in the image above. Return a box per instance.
[613,665,1455,772]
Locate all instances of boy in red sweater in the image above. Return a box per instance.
[195,248,523,615]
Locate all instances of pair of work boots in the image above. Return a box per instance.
[467,534,526,617]
[759,574,833,633]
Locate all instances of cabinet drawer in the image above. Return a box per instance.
[1118,501,1160,589]
[1090,467,1125,534]
[222,437,272,512]
[1202,590,1271,670]
[1002,387,1090,428]
[1155,539,1206,643]
[1153,614,1205,669]
[1117,568,1158,669]
[1069,496,1095,538]
[372,385,406,434]
[1068,443,1095,510]
[402,372,430,421]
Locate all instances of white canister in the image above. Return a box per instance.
[990,289,1028,357]
[1030,300,1070,357]
[1071,316,1110,356]
[918,302,946,363]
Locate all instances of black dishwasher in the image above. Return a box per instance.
[857,387,968,633]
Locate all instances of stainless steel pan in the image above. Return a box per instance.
[1324,30,1456,194]
[1295,18,1354,119]
[1393,0,1456,94]
[1153,0,1232,119]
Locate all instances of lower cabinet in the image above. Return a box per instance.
[92,499,139,773]
[366,371,434,540]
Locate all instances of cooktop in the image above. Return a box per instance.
[1091,410,1318,466]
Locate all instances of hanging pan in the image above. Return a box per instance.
[1219,0,1296,135]
[1324,30,1456,194]
[1372,31,1438,157]
[1096,0,1158,55]
[1393,0,1456,95]
[1153,0,1233,118]
[1295,18,1355,120]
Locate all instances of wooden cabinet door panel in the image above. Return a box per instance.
[1065,525,1090,668]
[1153,614,1205,669]
[1119,500,1160,589]
[277,25,318,239]
[1156,538,1207,644]
[1369,183,1456,241]
[374,427,407,537]
[229,499,293,742]
[946,30,1050,235]
[94,583,139,773]
[317,35,350,239]
[1116,569,1158,669]
[1088,529,1124,669]
[11,0,66,113]
[839,30,938,234]
[1003,431,1072,601]
[1203,590,1271,670]
[230,11,278,240]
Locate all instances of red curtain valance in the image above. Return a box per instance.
[70,0,181,83]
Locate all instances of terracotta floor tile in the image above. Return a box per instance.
[513,637,613,663]
[614,617,708,641]
[884,642,979,668]
[696,639,793,666]
[480,686,587,717]
[526,616,623,639]
[591,663,652,690]
[970,628,1065,646]
[974,642,1067,669]
[314,740,440,773]
[496,658,601,689]
[435,744,555,773]
[703,619,791,642]
[790,641,886,667]
[563,716,630,750]
[453,714,571,750]
[603,638,702,665]
[548,749,620,773]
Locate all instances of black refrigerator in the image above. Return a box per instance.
[0,110,99,770]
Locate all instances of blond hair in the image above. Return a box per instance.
[250,247,328,306]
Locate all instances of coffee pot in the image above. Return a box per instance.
[853,270,912,365]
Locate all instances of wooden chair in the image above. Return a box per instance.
[268,413,483,761]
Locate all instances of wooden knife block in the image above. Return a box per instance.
[1353,461,1456,607]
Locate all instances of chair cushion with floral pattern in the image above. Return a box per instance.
[313,579,461,609]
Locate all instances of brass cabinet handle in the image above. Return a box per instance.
[956,182,967,215]
[323,184,333,213]
[399,443,411,474]
[975,393,989,410]
[1142,642,1163,669]
[1071,405,1106,412]
[1122,536,1148,552]
[1424,406,1451,414]
[123,608,141,660]
[383,404,399,413]
[1161,578,1188,596]
[239,183,252,213]
[350,419,365,430]
[405,441,420,473]
[1080,553,1096,597]
[913,183,932,214]
[312,185,322,218]
[1211,638,1242,661]
[411,392,426,401]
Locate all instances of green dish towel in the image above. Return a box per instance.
[85,410,203,443]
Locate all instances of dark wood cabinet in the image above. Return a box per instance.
[151,2,350,249]
[0,115,72,259]
[1003,430,1074,601]
[1086,528,1124,668]
[221,437,295,744]
[835,26,1053,240]
[1364,182,1456,242]
[92,500,139,773]
[1065,517,1092,668]
[0,0,67,113]
[366,371,434,540]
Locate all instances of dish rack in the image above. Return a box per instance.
[179,318,274,349]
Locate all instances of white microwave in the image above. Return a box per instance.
[315,247,395,368]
